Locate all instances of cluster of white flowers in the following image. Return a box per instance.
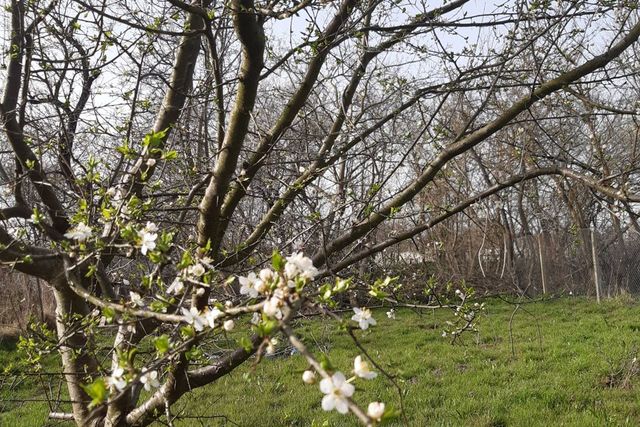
[64,222,93,241]
[284,252,318,281]
[164,256,211,297]
[237,253,319,322]
[303,355,384,421]
[109,367,161,393]
[386,308,396,320]
[263,288,285,320]
[239,270,268,298]
[181,306,223,332]
[107,248,392,421]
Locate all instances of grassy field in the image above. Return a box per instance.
[2,296,640,426]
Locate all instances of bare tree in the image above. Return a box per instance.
[2,1,640,425]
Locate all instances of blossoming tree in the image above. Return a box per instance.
[2,0,640,425]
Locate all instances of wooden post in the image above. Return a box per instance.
[537,233,546,295]
[591,229,601,303]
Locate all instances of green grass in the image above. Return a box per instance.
[2,297,640,426]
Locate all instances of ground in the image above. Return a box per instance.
[1,296,640,426]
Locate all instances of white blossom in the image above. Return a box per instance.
[302,370,316,384]
[143,221,158,233]
[386,309,396,320]
[239,272,261,298]
[146,158,156,167]
[254,278,267,294]
[109,366,127,391]
[140,370,160,391]
[263,294,283,319]
[351,307,376,330]
[284,252,318,280]
[259,268,274,283]
[223,319,235,331]
[367,401,385,420]
[129,292,143,307]
[353,355,377,380]
[138,227,157,255]
[187,263,205,277]
[319,372,355,414]
[64,222,93,241]
[205,307,223,328]
[182,307,206,332]
[167,278,185,295]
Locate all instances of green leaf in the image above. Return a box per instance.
[239,336,253,352]
[82,378,109,408]
[148,250,163,264]
[162,150,178,160]
[257,318,278,337]
[318,283,332,300]
[154,335,170,355]
[142,128,169,149]
[271,249,284,272]
[319,353,334,372]
[180,325,196,339]
[84,263,97,278]
[177,250,194,270]
[369,288,388,300]
[333,277,352,293]
[102,307,116,323]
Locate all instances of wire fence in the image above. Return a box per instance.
[508,229,640,298]
[373,227,640,299]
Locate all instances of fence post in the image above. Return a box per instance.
[537,233,547,294]
[591,229,601,303]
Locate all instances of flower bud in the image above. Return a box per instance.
[367,401,385,420]
[302,370,316,384]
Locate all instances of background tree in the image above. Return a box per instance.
[2,0,640,425]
